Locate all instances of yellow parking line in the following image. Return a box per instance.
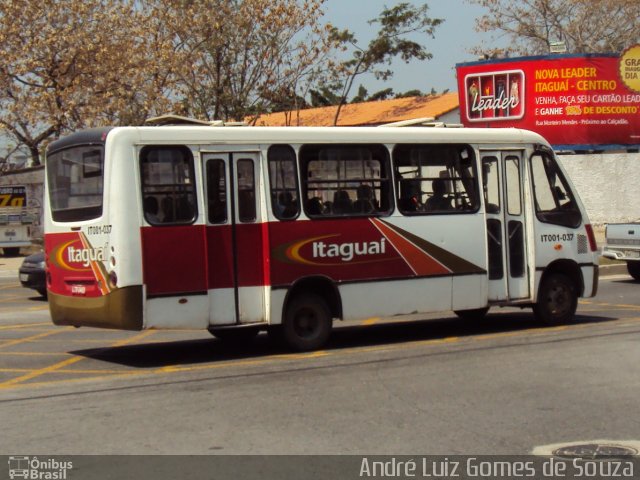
[361,317,380,326]
[0,322,51,330]
[0,297,33,305]
[0,330,157,389]
[27,305,50,311]
[47,368,135,375]
[581,300,640,310]
[0,283,21,291]
[0,351,71,356]
[0,330,66,349]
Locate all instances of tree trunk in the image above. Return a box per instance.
[28,144,41,166]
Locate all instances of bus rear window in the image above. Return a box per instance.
[47,146,104,222]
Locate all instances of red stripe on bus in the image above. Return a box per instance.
[371,219,451,276]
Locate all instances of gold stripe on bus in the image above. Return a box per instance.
[79,232,112,296]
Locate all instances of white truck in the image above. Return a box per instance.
[602,223,640,280]
[0,185,35,256]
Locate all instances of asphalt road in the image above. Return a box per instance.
[0,268,639,457]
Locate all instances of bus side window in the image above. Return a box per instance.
[237,158,256,223]
[393,144,479,215]
[268,145,300,220]
[300,144,392,218]
[530,152,581,228]
[206,159,227,224]
[139,146,197,225]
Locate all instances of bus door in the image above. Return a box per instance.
[203,152,267,325]
[481,151,529,302]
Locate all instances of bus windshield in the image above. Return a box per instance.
[47,145,104,222]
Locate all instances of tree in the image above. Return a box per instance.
[468,0,639,57]
[395,89,425,98]
[309,85,342,107]
[144,0,334,123]
[328,2,443,125]
[366,88,394,102]
[0,0,176,165]
[350,85,370,104]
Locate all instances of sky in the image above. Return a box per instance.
[321,0,494,96]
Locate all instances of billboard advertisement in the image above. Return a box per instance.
[456,45,640,149]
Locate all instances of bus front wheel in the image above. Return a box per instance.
[280,294,332,352]
[533,273,577,325]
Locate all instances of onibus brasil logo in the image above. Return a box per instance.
[8,456,73,479]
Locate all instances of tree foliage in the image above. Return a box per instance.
[328,2,443,125]
[0,0,333,163]
[143,0,332,124]
[469,0,639,57]
[0,0,176,165]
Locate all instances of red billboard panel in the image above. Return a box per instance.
[456,49,640,148]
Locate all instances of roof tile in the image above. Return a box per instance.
[250,92,459,126]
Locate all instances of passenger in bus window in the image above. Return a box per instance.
[276,191,298,219]
[161,196,175,222]
[306,197,324,216]
[399,179,421,213]
[353,184,375,214]
[332,190,353,214]
[143,196,161,224]
[425,179,452,211]
[176,195,195,221]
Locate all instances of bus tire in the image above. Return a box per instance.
[208,327,260,343]
[281,293,332,351]
[3,247,20,257]
[454,307,489,320]
[533,273,577,325]
[626,261,640,281]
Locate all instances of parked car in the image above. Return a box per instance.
[602,223,640,280]
[19,251,46,297]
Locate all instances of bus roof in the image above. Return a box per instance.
[132,125,548,146]
[51,125,551,153]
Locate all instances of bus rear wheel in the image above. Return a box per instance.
[533,273,577,325]
[280,293,332,352]
[626,261,640,281]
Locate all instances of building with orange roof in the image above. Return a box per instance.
[249,91,460,127]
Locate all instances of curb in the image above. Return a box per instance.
[599,263,628,277]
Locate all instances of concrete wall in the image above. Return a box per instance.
[558,152,639,226]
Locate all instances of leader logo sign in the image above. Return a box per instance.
[465,69,525,122]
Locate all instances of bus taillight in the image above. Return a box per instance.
[585,224,598,252]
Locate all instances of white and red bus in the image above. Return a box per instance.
[43,125,599,351]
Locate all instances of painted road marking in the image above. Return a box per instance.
[361,317,381,326]
[0,311,638,391]
[0,330,66,349]
[0,330,157,389]
[0,322,51,330]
